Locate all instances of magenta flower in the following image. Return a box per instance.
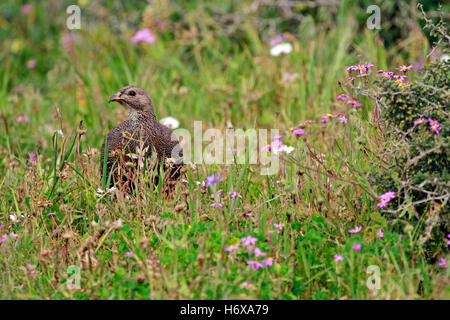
[292,129,305,135]
[246,260,263,270]
[273,223,284,230]
[224,244,239,253]
[348,77,356,81]
[352,243,362,251]
[377,191,396,208]
[241,236,258,246]
[254,248,266,257]
[261,258,274,267]
[16,115,30,123]
[339,115,348,124]
[398,65,412,72]
[123,251,134,258]
[130,29,156,44]
[21,4,33,14]
[337,93,350,101]
[273,135,283,140]
[323,113,337,119]
[348,226,362,234]
[334,254,343,263]
[1,234,7,243]
[305,120,316,124]
[376,228,384,238]
[438,257,447,269]
[428,119,440,135]
[414,118,427,125]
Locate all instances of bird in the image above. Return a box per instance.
[100,85,183,189]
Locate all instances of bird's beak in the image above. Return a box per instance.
[109,93,121,103]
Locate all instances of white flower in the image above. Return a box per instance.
[270,42,292,56]
[9,214,18,222]
[57,130,64,136]
[441,54,449,63]
[272,145,294,155]
[160,117,179,129]
[95,187,117,197]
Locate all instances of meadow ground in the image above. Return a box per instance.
[0,1,449,299]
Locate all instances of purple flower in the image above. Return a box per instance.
[352,243,361,251]
[376,228,384,238]
[241,236,257,246]
[438,257,447,269]
[210,202,224,208]
[124,251,134,258]
[29,152,37,166]
[227,191,242,198]
[130,29,156,44]
[47,212,56,217]
[337,93,350,101]
[273,223,284,230]
[414,118,427,125]
[261,258,274,267]
[211,192,223,198]
[348,226,362,234]
[205,173,221,189]
[398,65,412,72]
[254,248,266,257]
[269,33,288,46]
[339,115,348,124]
[246,260,264,270]
[292,129,305,136]
[224,244,239,253]
[334,254,343,263]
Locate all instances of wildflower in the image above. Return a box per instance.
[438,258,447,269]
[273,223,284,230]
[29,152,37,166]
[272,145,294,155]
[337,93,350,101]
[224,244,239,253]
[9,214,18,223]
[211,192,223,198]
[398,65,412,72]
[339,115,348,124]
[321,119,328,123]
[159,117,179,129]
[244,212,254,217]
[261,258,274,267]
[428,119,440,135]
[254,248,266,257]
[246,260,264,270]
[273,135,283,140]
[1,234,7,243]
[57,129,64,136]
[348,77,356,81]
[334,254,344,263]
[347,100,362,108]
[16,115,30,123]
[241,236,258,246]
[21,4,33,14]
[130,29,156,44]
[9,232,18,238]
[210,202,224,208]
[261,144,272,152]
[123,251,134,258]
[270,43,292,56]
[348,226,362,234]
[269,33,288,46]
[376,228,384,238]
[377,191,396,208]
[352,243,362,251]
[377,70,384,74]
[414,118,427,125]
[26,59,37,69]
[305,120,316,124]
[323,113,337,119]
[47,212,56,217]
[95,187,117,197]
[227,191,242,198]
[292,129,305,136]
[381,71,393,79]
[205,173,221,189]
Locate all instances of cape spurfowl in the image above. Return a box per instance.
[100,86,183,187]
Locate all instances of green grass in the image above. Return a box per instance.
[0,0,448,299]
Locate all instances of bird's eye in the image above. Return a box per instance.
[129,91,136,96]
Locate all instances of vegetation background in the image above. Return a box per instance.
[0,0,448,299]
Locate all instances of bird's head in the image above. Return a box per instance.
[109,86,155,118]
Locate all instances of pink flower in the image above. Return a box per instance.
[21,4,33,14]
[339,115,348,124]
[124,251,134,258]
[323,113,337,119]
[241,236,258,246]
[428,119,440,135]
[1,234,7,243]
[334,254,343,263]
[246,260,263,270]
[438,257,447,269]
[9,232,18,238]
[414,118,427,125]
[224,244,239,253]
[227,191,242,198]
[352,243,362,251]
[377,191,396,208]
[398,65,412,72]
[254,248,266,257]
[210,202,224,208]
[29,152,37,166]
[16,115,30,123]
[337,93,350,101]
[348,226,362,234]
[292,129,305,135]
[273,223,284,230]
[376,228,384,238]
[261,258,274,267]
[130,29,156,44]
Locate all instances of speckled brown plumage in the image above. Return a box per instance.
[100,86,183,187]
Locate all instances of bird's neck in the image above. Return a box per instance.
[128,109,157,123]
